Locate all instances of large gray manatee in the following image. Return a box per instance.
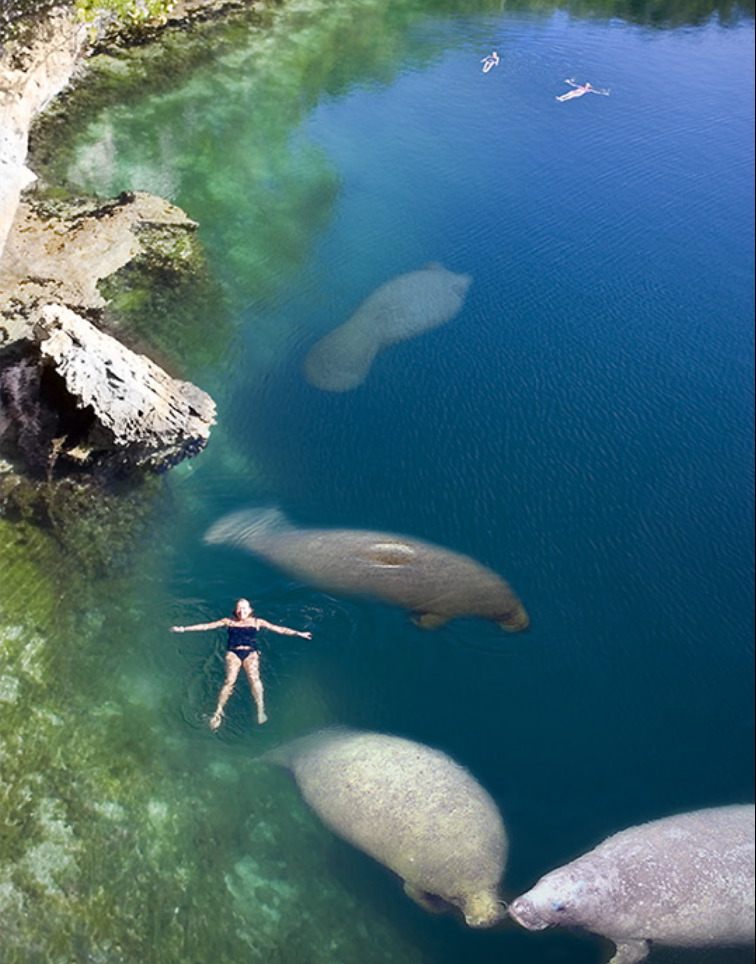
[264,727,507,927]
[303,263,472,391]
[204,507,529,632]
[509,804,755,964]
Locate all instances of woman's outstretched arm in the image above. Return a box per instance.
[256,619,312,639]
[171,618,229,633]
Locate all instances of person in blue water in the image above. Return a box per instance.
[556,78,610,101]
[481,50,500,73]
[171,598,312,730]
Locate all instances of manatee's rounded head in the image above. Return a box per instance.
[508,893,552,931]
[509,870,589,931]
[497,602,530,633]
[458,890,505,928]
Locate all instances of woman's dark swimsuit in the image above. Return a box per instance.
[227,624,259,663]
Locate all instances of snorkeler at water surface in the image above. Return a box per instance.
[171,598,312,730]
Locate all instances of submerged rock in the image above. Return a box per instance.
[0,189,202,338]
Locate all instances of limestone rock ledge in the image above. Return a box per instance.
[37,303,215,469]
[0,189,202,336]
[0,7,88,259]
[0,303,215,475]
[1,9,221,481]
[0,189,217,476]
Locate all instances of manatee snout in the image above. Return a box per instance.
[498,605,530,632]
[460,891,506,928]
[508,896,550,931]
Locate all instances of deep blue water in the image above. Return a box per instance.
[58,3,754,961]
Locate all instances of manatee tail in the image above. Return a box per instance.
[259,727,356,769]
[203,506,291,549]
[258,741,297,770]
[303,326,381,393]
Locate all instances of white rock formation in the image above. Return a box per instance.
[0,8,87,260]
[31,303,216,469]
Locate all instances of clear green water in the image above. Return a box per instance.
[3,0,754,960]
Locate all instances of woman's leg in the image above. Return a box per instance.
[210,653,241,730]
[243,652,267,724]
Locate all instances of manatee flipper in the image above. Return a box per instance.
[411,612,451,630]
[607,940,650,964]
[403,882,447,915]
[497,606,530,633]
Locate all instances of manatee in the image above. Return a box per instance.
[303,263,472,391]
[264,727,507,927]
[509,804,755,964]
[204,507,529,632]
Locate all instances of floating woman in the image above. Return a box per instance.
[481,51,500,73]
[170,598,312,730]
[556,78,610,101]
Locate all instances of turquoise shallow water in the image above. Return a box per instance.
[4,0,754,960]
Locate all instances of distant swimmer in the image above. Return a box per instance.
[556,78,610,101]
[171,598,312,730]
[481,51,500,73]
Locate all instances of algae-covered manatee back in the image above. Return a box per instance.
[265,727,507,927]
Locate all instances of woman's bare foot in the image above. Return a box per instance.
[257,710,268,725]
[209,711,224,731]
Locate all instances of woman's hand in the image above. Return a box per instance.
[170,626,185,633]
[300,631,313,640]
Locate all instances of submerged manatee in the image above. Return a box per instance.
[264,727,507,926]
[509,804,755,964]
[204,507,529,632]
[303,263,472,391]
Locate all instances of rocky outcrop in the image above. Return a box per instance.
[1,9,221,479]
[0,7,87,260]
[35,303,214,469]
[0,189,202,339]
[0,188,217,475]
